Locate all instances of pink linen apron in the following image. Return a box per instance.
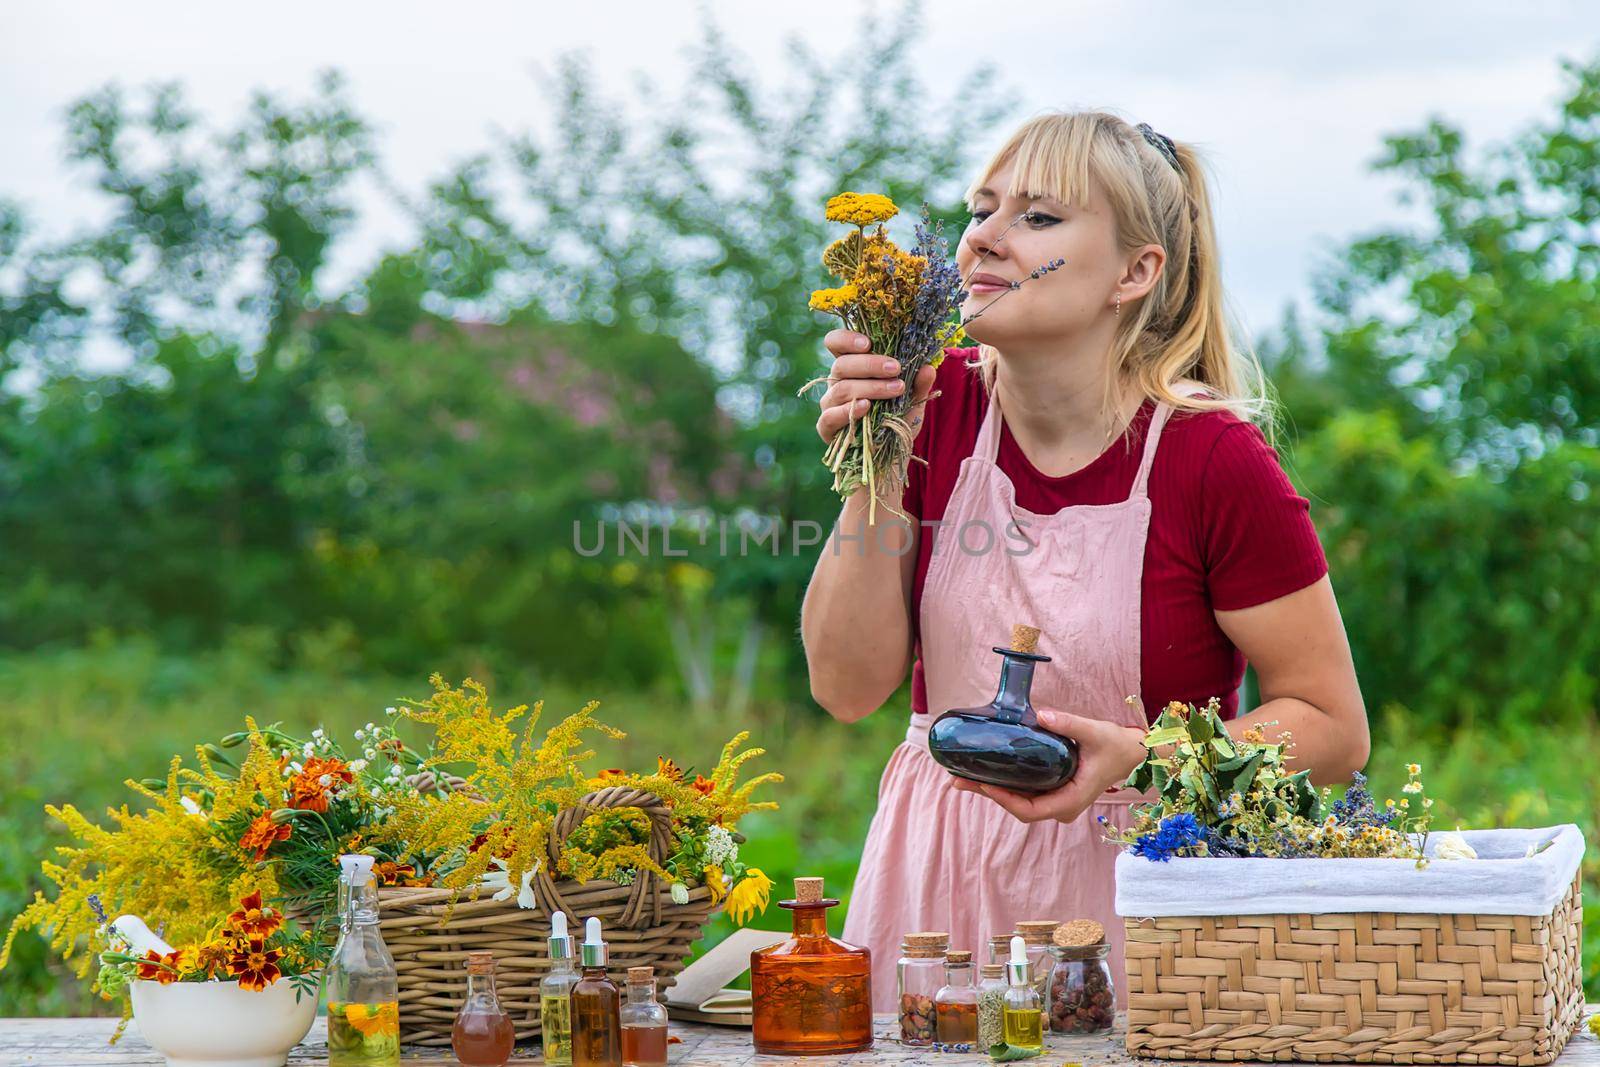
[840,383,1195,1013]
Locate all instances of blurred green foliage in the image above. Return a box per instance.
[1,10,1597,1015]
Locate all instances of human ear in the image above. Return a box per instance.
[1119,244,1166,302]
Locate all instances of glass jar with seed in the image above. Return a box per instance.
[975,962,1007,1051]
[895,931,948,1046]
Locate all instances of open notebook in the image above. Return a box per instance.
[661,927,786,1027]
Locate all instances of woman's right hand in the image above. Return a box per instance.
[814,329,939,445]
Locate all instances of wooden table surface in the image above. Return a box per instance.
[2,1009,1596,1066]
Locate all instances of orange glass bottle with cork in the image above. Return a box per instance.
[749,876,873,1055]
[927,623,1078,793]
[450,951,515,1067]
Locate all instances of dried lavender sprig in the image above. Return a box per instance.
[960,256,1067,328]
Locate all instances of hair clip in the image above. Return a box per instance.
[1136,122,1180,170]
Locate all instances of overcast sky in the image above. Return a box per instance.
[3,1,1596,350]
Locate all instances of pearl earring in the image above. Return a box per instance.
[1114,291,1121,316]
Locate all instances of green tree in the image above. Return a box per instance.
[1265,52,1600,723]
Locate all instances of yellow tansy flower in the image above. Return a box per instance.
[824,191,898,227]
[808,284,859,314]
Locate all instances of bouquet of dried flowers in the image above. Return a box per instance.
[800,191,1064,523]
[1101,698,1434,865]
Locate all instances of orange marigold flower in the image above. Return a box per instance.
[239,812,293,861]
[656,757,685,782]
[227,890,282,940]
[288,756,354,813]
[344,1000,399,1038]
[690,774,715,796]
[373,860,418,886]
[136,949,184,985]
[228,938,282,992]
[596,768,627,783]
[192,938,236,979]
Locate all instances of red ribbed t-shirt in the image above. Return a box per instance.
[905,349,1328,723]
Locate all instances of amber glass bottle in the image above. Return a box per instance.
[451,951,515,1067]
[571,917,621,1067]
[927,622,1078,794]
[750,876,873,1055]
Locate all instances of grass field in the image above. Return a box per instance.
[3,637,1595,1014]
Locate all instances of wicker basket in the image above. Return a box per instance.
[356,786,722,1047]
[1123,874,1585,1064]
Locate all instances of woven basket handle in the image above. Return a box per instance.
[534,786,674,930]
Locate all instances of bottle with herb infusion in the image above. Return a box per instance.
[540,911,580,1064]
[619,965,668,1066]
[326,854,401,1067]
[933,950,978,1050]
[750,876,873,1055]
[451,951,515,1067]
[1002,934,1044,1052]
[571,917,621,1067]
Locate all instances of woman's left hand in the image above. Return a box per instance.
[949,709,1148,824]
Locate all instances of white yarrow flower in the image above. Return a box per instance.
[705,825,737,867]
[349,759,368,773]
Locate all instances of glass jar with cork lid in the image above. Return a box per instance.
[1046,919,1114,1034]
[976,962,1008,1051]
[932,950,978,1051]
[895,931,949,1046]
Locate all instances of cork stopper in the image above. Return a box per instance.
[1009,623,1041,654]
[465,950,495,974]
[1016,920,1060,944]
[981,963,1005,979]
[901,931,951,958]
[627,966,654,982]
[794,877,824,903]
[1052,918,1106,948]
[946,950,972,964]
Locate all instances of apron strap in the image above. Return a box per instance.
[1129,382,1210,501]
[974,383,1004,463]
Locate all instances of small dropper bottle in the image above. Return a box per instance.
[570,916,621,1067]
[540,911,580,1065]
[1001,934,1044,1051]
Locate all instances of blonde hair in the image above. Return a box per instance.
[963,110,1273,435]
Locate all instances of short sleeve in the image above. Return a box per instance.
[1201,421,1328,611]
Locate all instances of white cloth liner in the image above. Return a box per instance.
[1114,823,1584,918]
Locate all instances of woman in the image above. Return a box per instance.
[799,111,1370,1012]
